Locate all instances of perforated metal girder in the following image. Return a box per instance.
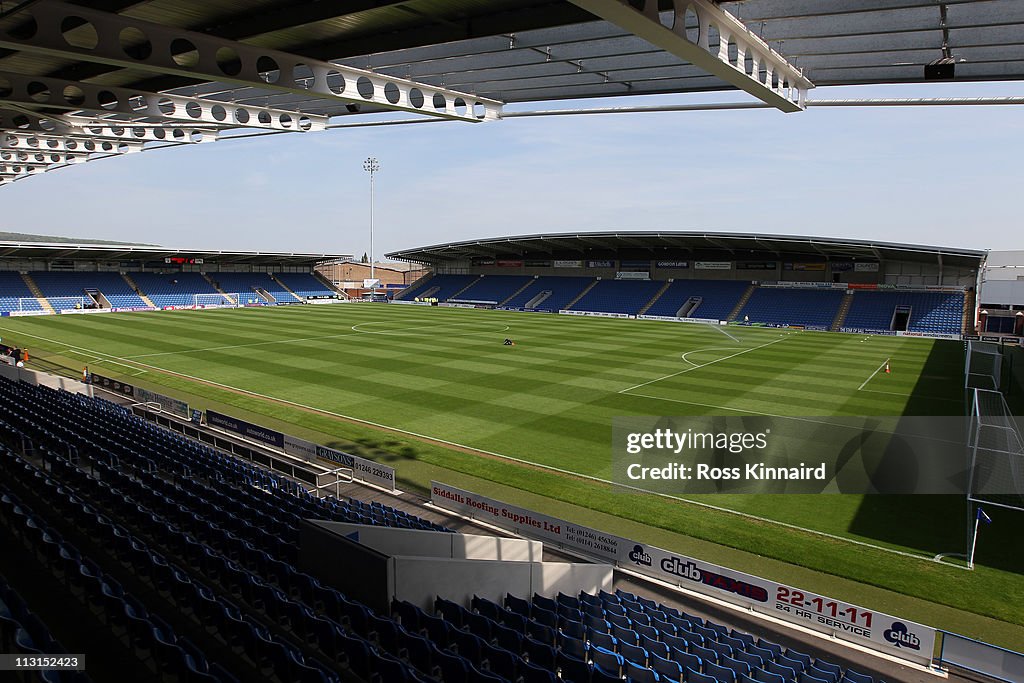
[568,0,812,112]
[0,0,503,123]
[0,70,329,132]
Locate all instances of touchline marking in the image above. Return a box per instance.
[858,357,891,391]
[123,361,952,566]
[63,348,147,375]
[0,325,961,568]
[620,336,788,394]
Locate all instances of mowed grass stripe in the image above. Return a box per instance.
[0,304,967,535]
[9,304,1024,647]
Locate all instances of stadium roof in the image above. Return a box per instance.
[0,240,349,265]
[1,1,1023,184]
[386,231,988,268]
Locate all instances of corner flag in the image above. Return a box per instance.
[884,360,891,374]
[977,507,992,524]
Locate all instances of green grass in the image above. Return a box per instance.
[2,303,1022,648]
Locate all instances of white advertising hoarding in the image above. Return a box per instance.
[284,434,395,491]
[430,482,936,666]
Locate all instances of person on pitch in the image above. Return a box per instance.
[503,338,515,346]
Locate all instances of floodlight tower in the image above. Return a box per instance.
[363,157,380,285]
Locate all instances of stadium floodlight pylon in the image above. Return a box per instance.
[566,0,812,112]
[194,293,241,309]
[0,0,503,124]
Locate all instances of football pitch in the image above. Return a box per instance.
[2,303,1023,644]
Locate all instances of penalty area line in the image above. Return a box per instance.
[858,357,890,391]
[123,360,957,567]
[620,336,788,394]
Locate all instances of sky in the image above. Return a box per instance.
[1,80,1022,258]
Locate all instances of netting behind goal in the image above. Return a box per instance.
[965,341,1003,391]
[968,387,1024,510]
[193,293,240,308]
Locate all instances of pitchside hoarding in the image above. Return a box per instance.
[430,482,937,665]
[283,434,395,491]
[205,409,396,490]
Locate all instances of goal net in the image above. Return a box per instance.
[965,341,1002,391]
[968,388,1024,511]
[193,292,241,308]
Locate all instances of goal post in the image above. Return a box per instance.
[965,341,1003,392]
[193,292,241,308]
[967,387,1024,512]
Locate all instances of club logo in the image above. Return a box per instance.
[883,622,921,650]
[660,557,769,602]
[628,545,652,566]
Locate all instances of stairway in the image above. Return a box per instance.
[830,290,854,331]
[311,270,347,298]
[444,276,483,302]
[564,279,599,311]
[121,273,156,307]
[727,283,757,321]
[20,273,53,313]
[638,281,672,315]
[962,288,975,336]
[395,272,434,300]
[499,279,537,307]
[201,273,234,303]
[269,274,303,302]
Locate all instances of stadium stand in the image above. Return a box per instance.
[208,272,302,304]
[644,280,752,320]
[500,276,596,312]
[0,375,454,681]
[570,279,667,316]
[30,271,149,311]
[843,290,964,336]
[449,275,533,305]
[383,587,886,683]
[273,272,337,299]
[127,272,228,308]
[395,274,481,302]
[0,572,83,681]
[0,271,41,312]
[738,288,846,329]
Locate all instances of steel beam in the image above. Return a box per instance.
[0,0,503,122]
[0,70,329,131]
[1,131,144,153]
[0,148,86,163]
[566,0,811,112]
[0,163,46,174]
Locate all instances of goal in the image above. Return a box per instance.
[965,341,1003,391]
[193,292,241,308]
[967,387,1024,511]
